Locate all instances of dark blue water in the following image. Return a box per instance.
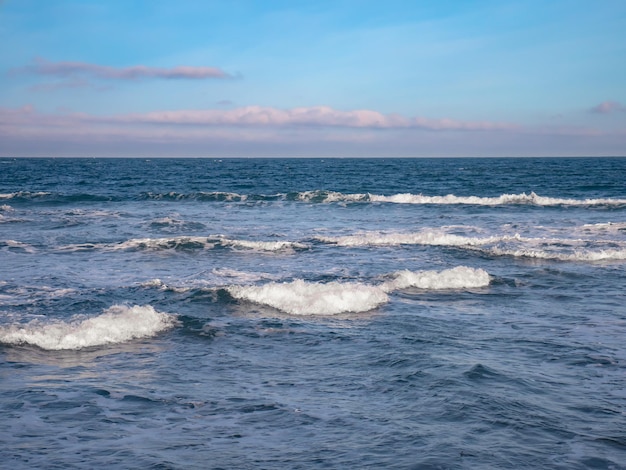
[1,157,625,469]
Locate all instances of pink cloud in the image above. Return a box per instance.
[590,101,625,114]
[109,106,517,131]
[1,105,625,157]
[12,57,232,80]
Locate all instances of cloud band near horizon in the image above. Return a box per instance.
[0,104,519,131]
[1,104,623,157]
[11,58,232,80]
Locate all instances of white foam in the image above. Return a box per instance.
[487,247,626,261]
[115,236,215,251]
[220,237,307,252]
[0,304,177,350]
[0,191,51,200]
[0,204,12,211]
[140,278,168,288]
[316,230,519,247]
[380,266,491,292]
[227,266,491,316]
[67,236,307,253]
[228,280,389,315]
[299,191,626,206]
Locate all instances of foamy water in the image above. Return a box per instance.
[0,305,177,350]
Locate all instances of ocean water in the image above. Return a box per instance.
[1,157,625,469]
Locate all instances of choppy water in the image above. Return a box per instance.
[1,157,625,469]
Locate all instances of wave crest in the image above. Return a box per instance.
[0,305,177,350]
[227,280,389,316]
[381,266,491,292]
[227,266,490,315]
[367,191,626,206]
[316,230,515,247]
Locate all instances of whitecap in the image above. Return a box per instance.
[0,304,177,350]
[487,247,626,262]
[0,191,51,200]
[381,266,491,292]
[65,236,307,253]
[363,191,626,206]
[227,280,389,316]
[227,266,491,316]
[219,237,308,252]
[316,230,519,247]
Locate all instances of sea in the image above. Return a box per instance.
[1,157,625,469]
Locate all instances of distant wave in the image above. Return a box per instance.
[0,191,117,203]
[483,247,626,262]
[141,191,255,202]
[0,191,52,200]
[227,266,490,316]
[316,230,521,247]
[365,192,626,207]
[290,190,626,207]
[3,189,626,207]
[0,304,177,350]
[149,190,626,207]
[59,236,308,253]
[316,229,626,262]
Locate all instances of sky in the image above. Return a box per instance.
[0,0,625,157]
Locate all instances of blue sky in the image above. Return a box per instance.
[1,0,625,157]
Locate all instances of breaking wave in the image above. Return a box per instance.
[316,230,519,247]
[228,280,389,316]
[227,266,490,316]
[59,236,307,253]
[484,247,626,262]
[6,189,624,207]
[365,192,626,206]
[0,192,117,203]
[0,304,177,350]
[380,266,491,292]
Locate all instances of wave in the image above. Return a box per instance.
[59,236,307,253]
[289,190,626,207]
[0,239,36,253]
[316,230,519,247]
[365,192,626,207]
[3,189,625,207]
[227,266,490,316]
[0,192,117,203]
[228,280,389,316]
[141,191,253,202]
[0,191,52,201]
[484,247,626,262]
[380,266,491,292]
[316,229,626,262]
[0,304,177,350]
